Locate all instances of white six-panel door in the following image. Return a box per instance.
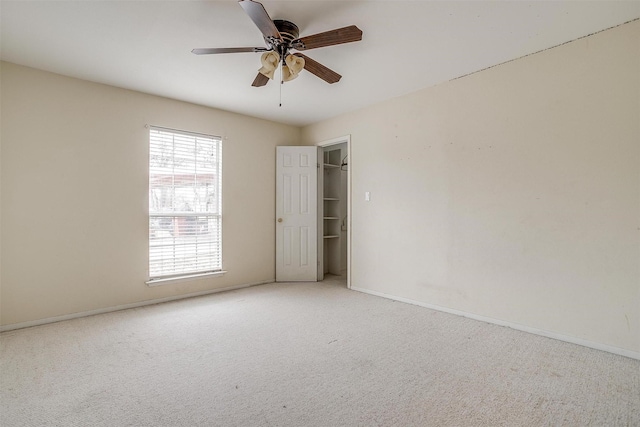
[276,146,320,282]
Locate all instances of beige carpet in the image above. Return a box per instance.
[1,277,639,426]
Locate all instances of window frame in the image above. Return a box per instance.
[147,126,223,284]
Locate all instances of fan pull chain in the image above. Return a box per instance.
[279,65,283,107]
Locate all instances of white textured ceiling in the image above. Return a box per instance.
[1,1,638,126]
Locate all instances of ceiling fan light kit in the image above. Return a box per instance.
[258,51,280,79]
[192,0,362,87]
[282,54,305,81]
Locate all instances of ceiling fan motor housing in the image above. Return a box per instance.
[269,20,300,57]
[273,20,299,43]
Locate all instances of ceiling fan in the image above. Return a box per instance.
[192,0,363,87]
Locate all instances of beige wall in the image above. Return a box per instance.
[302,21,640,353]
[0,62,300,326]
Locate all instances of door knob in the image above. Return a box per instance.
[277,218,283,223]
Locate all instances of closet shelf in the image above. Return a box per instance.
[322,146,344,278]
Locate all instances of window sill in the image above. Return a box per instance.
[146,270,227,287]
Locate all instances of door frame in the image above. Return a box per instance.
[316,135,352,289]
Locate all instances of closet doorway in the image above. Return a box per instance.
[317,136,351,288]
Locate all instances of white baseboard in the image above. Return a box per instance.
[0,280,274,332]
[351,286,640,361]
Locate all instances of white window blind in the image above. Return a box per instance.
[149,127,222,280]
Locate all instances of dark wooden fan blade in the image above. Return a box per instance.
[239,0,282,41]
[294,53,341,84]
[191,47,268,55]
[292,25,362,50]
[252,73,270,87]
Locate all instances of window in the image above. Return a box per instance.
[148,127,222,281]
